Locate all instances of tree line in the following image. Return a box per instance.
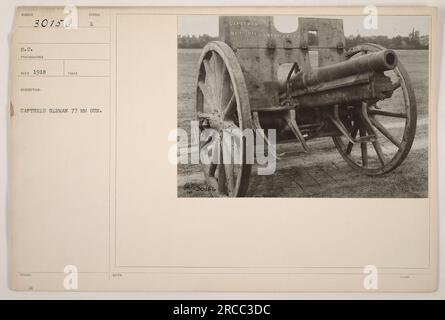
[345,29,428,50]
[177,34,218,49]
[178,29,428,50]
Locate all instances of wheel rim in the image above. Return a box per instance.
[333,43,417,175]
[195,41,253,197]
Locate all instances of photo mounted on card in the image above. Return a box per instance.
[9,6,437,291]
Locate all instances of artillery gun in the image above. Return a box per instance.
[196,16,417,197]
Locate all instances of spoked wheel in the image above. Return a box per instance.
[333,43,417,175]
[195,41,253,197]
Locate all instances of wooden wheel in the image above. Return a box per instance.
[333,43,417,175]
[195,41,253,197]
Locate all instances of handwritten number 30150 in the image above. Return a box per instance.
[33,19,64,28]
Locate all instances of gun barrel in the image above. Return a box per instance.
[282,49,398,93]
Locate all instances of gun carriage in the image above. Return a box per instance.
[196,17,417,197]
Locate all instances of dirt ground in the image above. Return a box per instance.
[177,49,429,198]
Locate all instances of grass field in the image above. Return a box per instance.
[177,48,429,197]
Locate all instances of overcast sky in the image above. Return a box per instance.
[178,15,430,38]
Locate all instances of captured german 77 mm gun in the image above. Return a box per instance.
[196,16,417,197]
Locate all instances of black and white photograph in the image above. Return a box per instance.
[2,3,441,298]
[177,15,430,198]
